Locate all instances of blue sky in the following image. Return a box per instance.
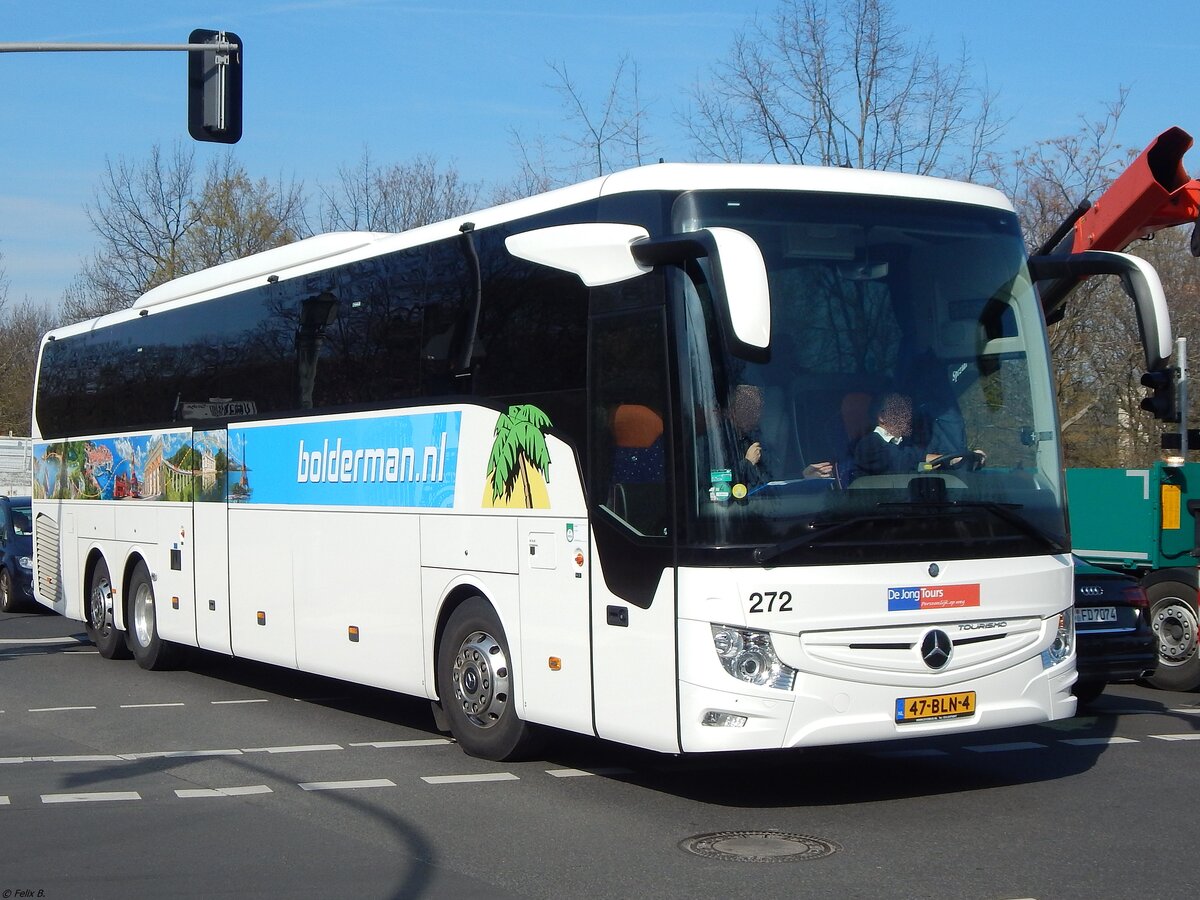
[2,1,1196,310]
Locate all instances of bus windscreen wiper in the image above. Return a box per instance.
[877,500,1068,555]
[754,501,1066,565]
[753,511,910,565]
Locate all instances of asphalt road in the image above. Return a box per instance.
[2,606,1198,900]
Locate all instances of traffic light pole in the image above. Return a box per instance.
[0,30,242,144]
[0,42,238,52]
[1178,336,1189,458]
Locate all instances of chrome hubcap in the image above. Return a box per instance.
[1152,600,1199,667]
[132,582,155,648]
[451,630,510,728]
[89,577,112,632]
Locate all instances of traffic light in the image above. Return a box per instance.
[187,29,242,144]
[1140,367,1179,422]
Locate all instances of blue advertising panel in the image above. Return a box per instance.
[230,411,461,508]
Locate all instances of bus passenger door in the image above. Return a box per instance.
[192,429,231,654]
[587,309,681,753]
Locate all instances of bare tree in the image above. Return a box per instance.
[0,253,54,435]
[183,154,306,269]
[318,151,482,233]
[547,54,657,181]
[65,143,306,323]
[68,142,199,320]
[685,0,1003,176]
[493,130,559,204]
[991,92,1200,468]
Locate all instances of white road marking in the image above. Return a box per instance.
[421,773,519,785]
[546,767,636,778]
[964,741,1047,753]
[1168,707,1200,715]
[242,744,343,754]
[211,698,269,705]
[176,785,273,798]
[28,706,97,712]
[299,779,396,791]
[0,796,9,805]
[41,791,140,804]
[121,702,186,709]
[1059,737,1140,747]
[0,635,88,645]
[1150,733,1200,741]
[349,739,452,749]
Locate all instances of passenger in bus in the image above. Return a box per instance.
[730,384,830,485]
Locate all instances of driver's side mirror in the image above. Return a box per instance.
[506,222,771,360]
[1028,250,1172,371]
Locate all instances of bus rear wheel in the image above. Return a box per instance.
[1145,579,1200,692]
[126,561,183,671]
[436,597,541,761]
[86,559,131,659]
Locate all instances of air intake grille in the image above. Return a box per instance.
[34,512,61,603]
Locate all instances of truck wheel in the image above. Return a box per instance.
[86,559,131,659]
[126,561,184,671]
[1145,580,1200,692]
[436,597,541,761]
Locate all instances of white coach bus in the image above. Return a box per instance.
[30,163,1170,760]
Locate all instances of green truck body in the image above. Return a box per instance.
[1067,462,1200,690]
[1067,462,1200,572]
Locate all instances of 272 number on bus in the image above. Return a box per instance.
[748,591,792,613]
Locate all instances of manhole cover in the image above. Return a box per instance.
[679,830,841,863]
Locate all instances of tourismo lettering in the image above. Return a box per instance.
[296,435,449,485]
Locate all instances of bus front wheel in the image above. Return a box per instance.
[436,597,541,761]
[126,561,183,671]
[1145,579,1200,692]
[86,559,131,659]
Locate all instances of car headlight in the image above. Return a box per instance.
[18,556,33,571]
[1041,610,1075,668]
[710,623,797,690]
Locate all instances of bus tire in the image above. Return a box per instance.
[126,561,184,671]
[1145,578,1200,692]
[436,597,541,761]
[86,558,132,659]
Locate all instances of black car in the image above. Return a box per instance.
[0,495,35,613]
[1072,556,1157,706]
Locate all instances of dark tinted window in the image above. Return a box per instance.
[36,200,615,441]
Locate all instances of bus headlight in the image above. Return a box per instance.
[710,624,797,691]
[1041,610,1075,668]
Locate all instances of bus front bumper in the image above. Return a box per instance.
[677,656,1077,753]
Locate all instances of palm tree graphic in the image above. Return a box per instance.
[484,404,552,508]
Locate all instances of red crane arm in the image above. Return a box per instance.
[1069,126,1200,253]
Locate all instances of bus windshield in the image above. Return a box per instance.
[675,190,1066,564]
